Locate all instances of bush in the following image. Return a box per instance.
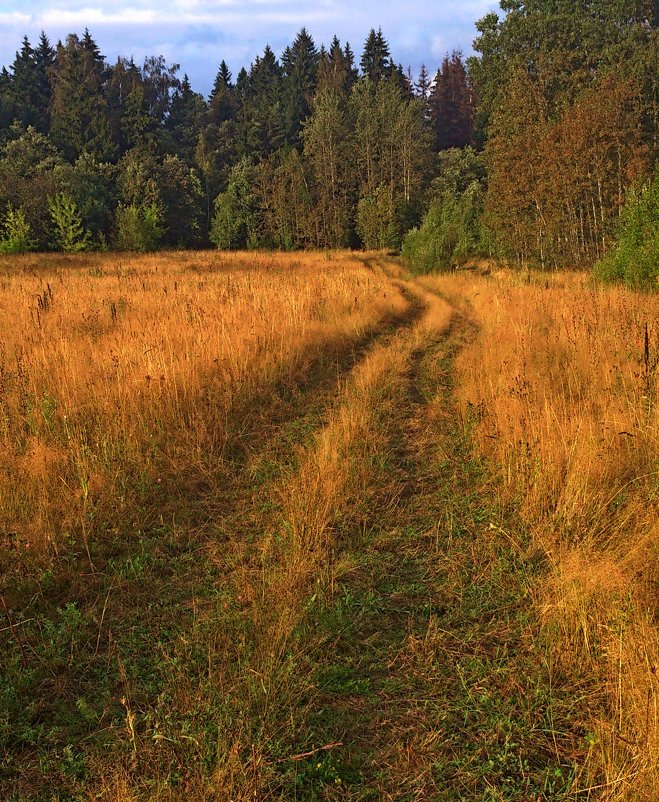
[0,205,36,253]
[402,182,489,273]
[593,172,658,291]
[114,203,164,252]
[48,193,91,252]
[356,184,399,250]
[210,159,259,250]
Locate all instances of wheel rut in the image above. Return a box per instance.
[267,270,570,801]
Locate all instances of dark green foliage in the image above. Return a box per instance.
[235,46,285,159]
[50,33,115,162]
[5,34,54,132]
[107,58,157,154]
[360,28,392,83]
[0,14,652,267]
[210,158,260,249]
[469,0,657,142]
[430,52,474,151]
[282,28,319,144]
[593,172,659,290]
[402,148,490,272]
[158,154,204,247]
[209,61,237,125]
[402,186,489,272]
[56,153,116,238]
[0,124,65,247]
[163,75,207,164]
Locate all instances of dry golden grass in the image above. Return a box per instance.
[2,250,657,800]
[0,250,406,564]
[422,268,659,799]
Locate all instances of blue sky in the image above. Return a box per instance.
[0,1,499,96]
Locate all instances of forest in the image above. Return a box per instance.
[0,1,657,287]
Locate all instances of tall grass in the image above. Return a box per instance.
[0,250,407,565]
[422,268,659,798]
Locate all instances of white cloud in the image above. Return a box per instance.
[0,0,499,94]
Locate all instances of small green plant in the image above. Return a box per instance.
[402,182,490,274]
[356,184,400,250]
[594,172,658,290]
[114,203,164,252]
[0,205,36,253]
[48,193,92,252]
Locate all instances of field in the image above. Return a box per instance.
[0,251,657,801]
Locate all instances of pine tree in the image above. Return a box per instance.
[281,28,319,145]
[210,61,236,125]
[429,52,474,151]
[360,28,392,83]
[50,33,115,161]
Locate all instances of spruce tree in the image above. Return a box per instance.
[165,75,207,163]
[281,28,319,144]
[430,52,474,151]
[360,28,392,82]
[50,33,115,161]
[209,61,237,125]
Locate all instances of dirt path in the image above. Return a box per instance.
[260,266,580,801]
[2,259,583,801]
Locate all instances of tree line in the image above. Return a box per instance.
[0,3,656,286]
[0,27,473,253]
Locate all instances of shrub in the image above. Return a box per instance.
[210,159,259,250]
[114,203,164,252]
[402,182,489,273]
[0,205,36,253]
[48,193,92,252]
[356,184,399,250]
[593,172,658,291]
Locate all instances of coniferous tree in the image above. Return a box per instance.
[164,75,207,164]
[0,69,13,137]
[430,52,474,151]
[235,46,285,158]
[107,57,155,154]
[281,28,319,145]
[50,33,115,161]
[318,36,356,95]
[360,28,392,83]
[0,125,65,246]
[209,61,237,125]
[415,64,432,121]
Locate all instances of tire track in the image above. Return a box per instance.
[266,267,574,801]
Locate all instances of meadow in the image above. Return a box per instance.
[0,251,656,800]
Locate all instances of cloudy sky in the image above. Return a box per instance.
[0,1,499,96]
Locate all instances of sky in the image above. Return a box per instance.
[0,1,499,97]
